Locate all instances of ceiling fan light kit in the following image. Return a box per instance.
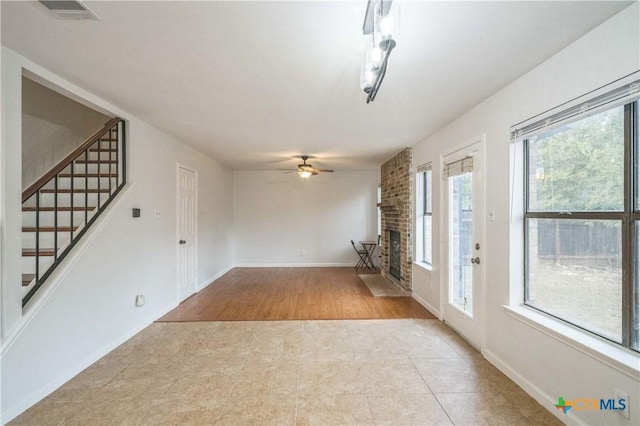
[361,0,397,103]
[298,169,313,179]
[281,155,334,179]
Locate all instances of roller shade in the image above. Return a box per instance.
[510,72,639,142]
[442,157,473,179]
[417,163,432,173]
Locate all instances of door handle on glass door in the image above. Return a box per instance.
[471,257,480,264]
[179,240,186,245]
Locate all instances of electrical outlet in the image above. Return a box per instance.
[614,388,629,419]
[300,250,305,257]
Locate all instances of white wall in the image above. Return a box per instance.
[411,4,639,425]
[233,170,378,266]
[0,48,234,422]
[412,265,438,317]
[22,77,109,189]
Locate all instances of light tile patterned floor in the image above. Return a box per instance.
[9,319,562,426]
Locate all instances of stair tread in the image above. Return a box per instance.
[88,149,118,152]
[22,226,79,232]
[40,188,111,193]
[59,174,118,178]
[22,206,97,212]
[22,249,56,257]
[22,274,35,286]
[74,160,118,164]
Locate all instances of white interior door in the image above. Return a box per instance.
[177,165,197,301]
[442,140,484,349]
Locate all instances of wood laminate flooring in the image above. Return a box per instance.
[158,267,435,321]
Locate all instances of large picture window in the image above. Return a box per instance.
[523,99,638,351]
[416,164,433,265]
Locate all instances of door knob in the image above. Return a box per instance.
[471,257,480,264]
[179,240,186,245]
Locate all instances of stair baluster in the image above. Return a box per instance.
[21,118,126,307]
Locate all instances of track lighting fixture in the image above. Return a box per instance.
[361,0,397,103]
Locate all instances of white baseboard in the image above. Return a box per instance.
[1,302,177,424]
[196,264,234,291]
[1,185,134,357]
[234,263,353,268]
[412,293,440,318]
[483,348,580,426]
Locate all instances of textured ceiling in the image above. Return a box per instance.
[1,1,633,171]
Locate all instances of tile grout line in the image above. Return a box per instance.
[441,335,476,360]
[293,322,305,425]
[363,393,376,425]
[139,325,205,426]
[11,320,558,425]
[359,326,377,426]
[406,340,457,426]
[431,393,457,426]
[213,331,256,426]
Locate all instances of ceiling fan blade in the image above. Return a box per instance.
[278,155,335,177]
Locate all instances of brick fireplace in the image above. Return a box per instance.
[389,229,401,280]
[379,148,412,292]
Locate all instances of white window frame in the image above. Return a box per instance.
[416,164,433,266]
[508,74,640,368]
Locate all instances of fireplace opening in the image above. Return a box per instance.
[389,230,401,280]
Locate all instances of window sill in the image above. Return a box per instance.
[413,261,433,272]
[503,305,639,380]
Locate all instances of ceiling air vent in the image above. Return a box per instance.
[38,1,100,20]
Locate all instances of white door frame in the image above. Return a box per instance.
[176,163,198,302]
[439,135,486,351]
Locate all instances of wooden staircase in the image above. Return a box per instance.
[21,118,126,307]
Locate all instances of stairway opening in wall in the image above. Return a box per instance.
[389,229,401,280]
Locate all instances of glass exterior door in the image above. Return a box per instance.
[442,139,483,349]
[449,172,474,315]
